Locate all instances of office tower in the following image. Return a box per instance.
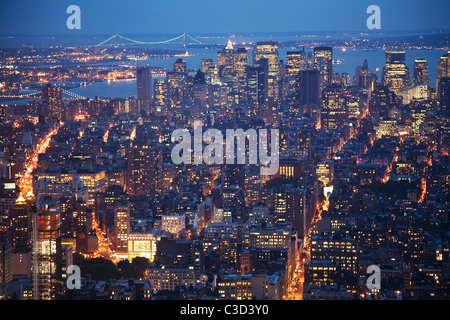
[153,78,171,112]
[438,77,450,110]
[273,187,307,239]
[234,47,249,92]
[436,51,450,93]
[201,58,214,74]
[246,60,268,108]
[136,66,152,101]
[200,58,215,84]
[369,85,401,119]
[234,47,249,77]
[114,203,130,254]
[167,58,188,105]
[0,231,13,283]
[286,49,307,76]
[297,69,321,121]
[217,40,235,80]
[126,138,160,197]
[9,195,32,252]
[353,59,378,91]
[314,47,333,93]
[253,41,279,100]
[413,58,429,86]
[316,160,334,186]
[320,85,349,130]
[192,70,207,119]
[41,83,62,121]
[33,202,62,300]
[382,50,410,95]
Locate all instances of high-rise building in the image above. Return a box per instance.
[114,202,130,254]
[353,59,378,91]
[41,83,63,121]
[234,47,249,93]
[126,138,160,197]
[153,78,171,112]
[246,61,268,108]
[0,230,13,283]
[286,49,307,76]
[436,51,450,93]
[369,85,401,119]
[438,77,450,110]
[136,66,152,101]
[273,187,308,238]
[382,50,410,95]
[9,195,32,252]
[413,58,429,87]
[316,160,334,186]
[218,40,235,82]
[33,202,62,300]
[314,47,333,93]
[253,41,279,100]
[320,85,349,130]
[297,69,321,120]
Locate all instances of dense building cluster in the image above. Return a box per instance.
[0,39,449,300]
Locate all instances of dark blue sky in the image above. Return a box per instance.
[1,0,449,35]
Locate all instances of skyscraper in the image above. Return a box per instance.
[41,83,62,121]
[253,41,279,100]
[436,51,450,94]
[114,202,130,254]
[286,49,307,76]
[137,66,153,101]
[33,202,62,300]
[153,78,171,112]
[9,195,32,252]
[413,58,429,86]
[369,86,401,119]
[314,47,333,93]
[320,85,349,130]
[246,62,268,107]
[382,50,410,95]
[297,69,321,122]
[126,136,160,197]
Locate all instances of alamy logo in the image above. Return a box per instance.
[66,264,81,290]
[171,120,279,175]
[366,5,381,30]
[66,5,81,30]
[366,264,381,290]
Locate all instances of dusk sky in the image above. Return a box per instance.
[1,0,450,35]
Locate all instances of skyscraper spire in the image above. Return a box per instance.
[226,39,233,50]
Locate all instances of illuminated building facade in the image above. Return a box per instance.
[310,235,358,274]
[413,58,429,87]
[127,232,158,261]
[253,41,279,100]
[382,50,410,95]
[320,85,349,130]
[33,202,62,300]
[286,49,307,76]
[314,47,333,94]
[114,203,130,253]
[41,83,62,121]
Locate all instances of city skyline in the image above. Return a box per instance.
[0,0,449,305]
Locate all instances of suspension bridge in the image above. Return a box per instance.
[0,88,88,101]
[94,33,205,47]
